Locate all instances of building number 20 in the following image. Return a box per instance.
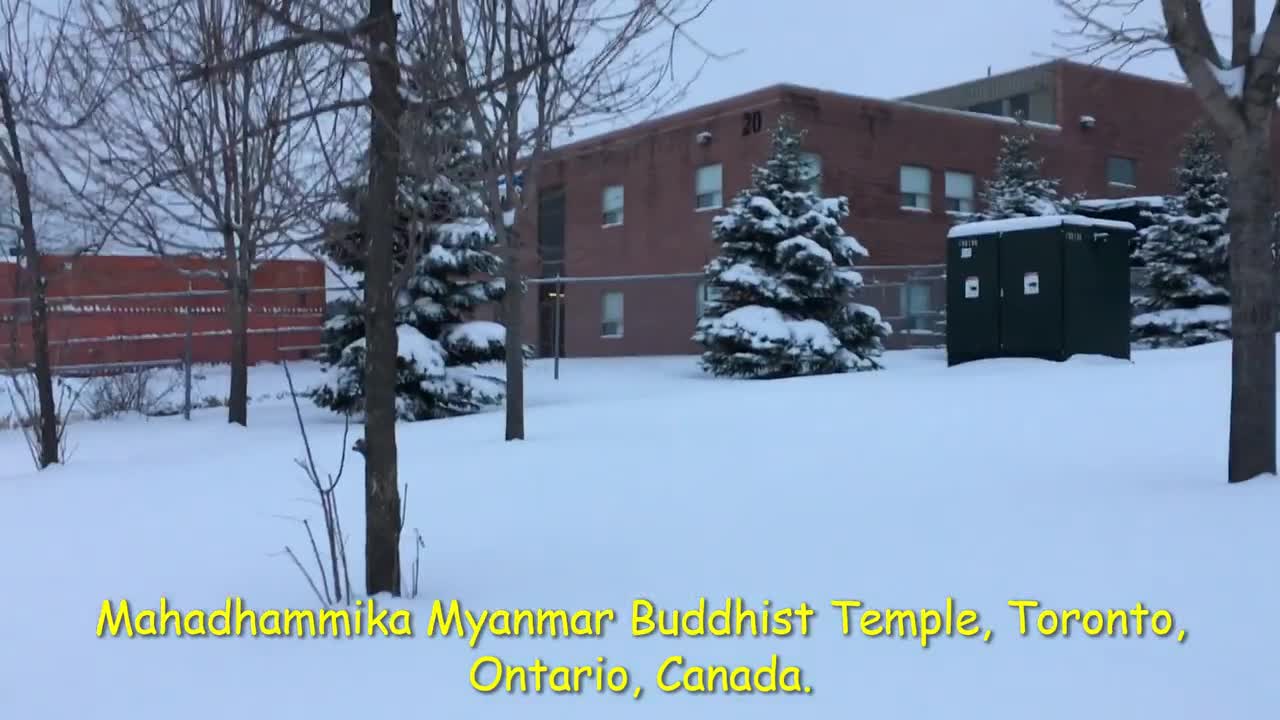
[742,110,763,136]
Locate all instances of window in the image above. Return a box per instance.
[900,282,934,331]
[602,184,624,226]
[538,186,565,266]
[695,282,722,319]
[1007,93,1030,120]
[1107,156,1137,187]
[944,171,975,214]
[900,165,931,211]
[601,291,624,337]
[968,99,1003,116]
[800,152,822,193]
[968,94,1030,120]
[695,164,723,210]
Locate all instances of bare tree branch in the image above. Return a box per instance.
[1054,0,1280,483]
[62,0,357,425]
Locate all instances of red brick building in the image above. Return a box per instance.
[515,60,1267,357]
[0,254,324,370]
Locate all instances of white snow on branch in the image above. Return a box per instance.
[342,325,447,376]
[777,237,834,264]
[748,196,781,217]
[1075,196,1166,212]
[720,262,772,288]
[436,217,495,243]
[445,321,506,351]
[395,325,447,375]
[1132,305,1231,329]
[832,234,869,258]
[712,305,839,354]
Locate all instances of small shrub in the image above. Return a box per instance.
[4,373,82,467]
[196,395,226,410]
[83,369,180,420]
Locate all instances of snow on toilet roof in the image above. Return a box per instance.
[947,214,1136,239]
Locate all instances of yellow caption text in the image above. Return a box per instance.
[97,596,1189,697]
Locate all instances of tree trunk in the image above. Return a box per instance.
[361,0,404,596]
[503,237,525,441]
[0,72,57,468]
[226,275,249,426]
[1225,132,1277,483]
[25,259,57,468]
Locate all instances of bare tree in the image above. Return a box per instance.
[440,0,718,440]
[178,0,488,596]
[0,0,111,467]
[178,0,717,594]
[1057,0,1279,483]
[66,0,353,427]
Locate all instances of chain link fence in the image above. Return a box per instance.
[1,263,956,416]
[854,264,946,347]
[0,284,326,419]
[526,263,949,376]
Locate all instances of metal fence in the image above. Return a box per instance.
[0,264,1169,423]
[522,264,1174,375]
[526,264,948,378]
[527,271,704,379]
[854,264,947,343]
[0,284,328,420]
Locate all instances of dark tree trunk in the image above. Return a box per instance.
[226,274,250,426]
[503,237,525,441]
[1225,130,1277,483]
[23,251,57,468]
[361,0,404,596]
[0,71,57,468]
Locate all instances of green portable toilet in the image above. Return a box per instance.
[945,215,1135,366]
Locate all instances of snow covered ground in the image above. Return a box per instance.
[1,344,1277,718]
[0,362,330,426]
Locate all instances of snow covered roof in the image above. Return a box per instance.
[1074,196,1166,212]
[947,214,1136,239]
[549,81,1065,159]
[891,101,1061,132]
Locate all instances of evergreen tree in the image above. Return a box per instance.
[1132,123,1231,347]
[692,116,890,379]
[973,118,1073,220]
[313,110,508,420]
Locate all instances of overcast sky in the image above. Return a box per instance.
[609,0,1259,127]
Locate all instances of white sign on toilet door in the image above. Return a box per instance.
[1024,272,1040,295]
[964,276,980,299]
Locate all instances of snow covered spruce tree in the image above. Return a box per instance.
[314,113,508,421]
[1131,123,1231,348]
[693,116,890,378]
[973,118,1073,220]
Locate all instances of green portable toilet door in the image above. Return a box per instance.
[946,235,1000,362]
[1062,227,1131,360]
[999,230,1065,360]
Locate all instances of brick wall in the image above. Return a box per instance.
[505,63,1262,358]
[0,255,324,369]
